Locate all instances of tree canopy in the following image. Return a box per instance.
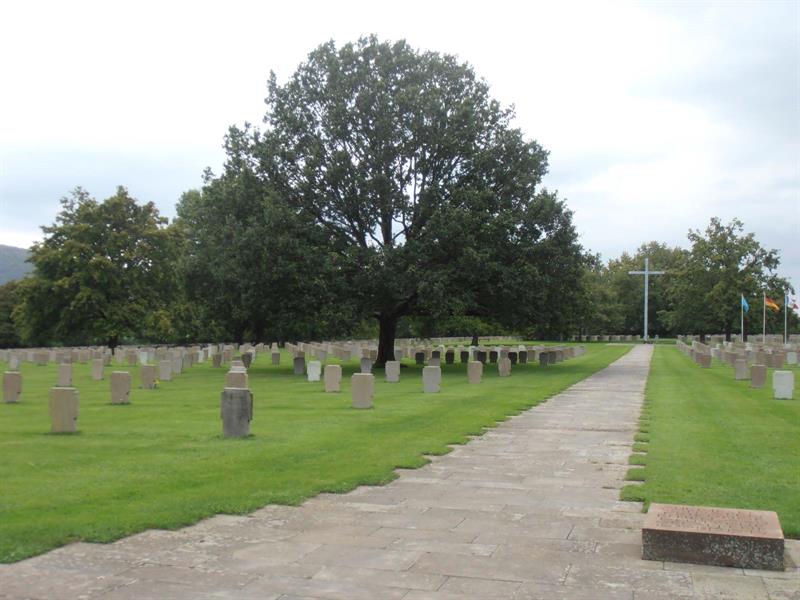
[13,187,179,349]
[210,36,584,360]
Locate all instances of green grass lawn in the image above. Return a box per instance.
[622,346,800,537]
[0,343,629,562]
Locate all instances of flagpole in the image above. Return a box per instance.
[741,294,744,341]
[785,291,788,345]
[763,291,766,340]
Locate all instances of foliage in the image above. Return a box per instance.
[0,281,22,347]
[12,187,180,349]
[621,346,800,537]
[227,36,585,360]
[660,218,790,340]
[0,344,629,562]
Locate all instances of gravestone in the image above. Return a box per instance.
[3,372,21,403]
[733,359,749,380]
[445,350,454,365]
[220,388,253,438]
[786,351,798,365]
[476,350,487,364]
[172,355,184,374]
[750,364,767,389]
[351,373,374,409]
[360,357,373,373]
[159,360,172,382]
[385,361,400,383]
[242,353,253,369]
[415,351,425,366]
[324,364,341,392]
[307,360,322,382]
[423,366,441,393]
[498,357,511,377]
[508,351,517,365]
[642,503,784,570]
[226,370,248,388]
[58,363,73,387]
[110,371,131,404]
[271,351,281,366]
[489,350,498,363]
[773,371,794,400]
[460,350,470,364]
[212,354,222,368]
[467,361,482,384]
[140,365,157,389]
[9,355,20,370]
[49,387,79,433]
[429,356,441,367]
[519,350,528,364]
[539,352,550,367]
[293,356,306,375]
[697,353,711,368]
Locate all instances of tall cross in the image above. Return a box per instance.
[628,258,665,342]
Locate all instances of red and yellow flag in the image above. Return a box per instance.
[765,296,780,311]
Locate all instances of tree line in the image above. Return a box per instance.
[0,37,795,352]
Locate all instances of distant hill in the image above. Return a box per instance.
[0,245,33,285]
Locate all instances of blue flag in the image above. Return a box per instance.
[741,295,749,313]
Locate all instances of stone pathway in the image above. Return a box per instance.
[1,345,797,599]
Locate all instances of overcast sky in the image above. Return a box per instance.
[1,0,798,293]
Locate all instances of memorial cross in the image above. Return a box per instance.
[628,258,665,342]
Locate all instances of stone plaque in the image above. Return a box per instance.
[642,503,784,570]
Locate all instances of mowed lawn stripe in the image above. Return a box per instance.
[0,343,629,562]
[622,345,800,537]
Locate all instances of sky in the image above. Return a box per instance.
[1,0,798,293]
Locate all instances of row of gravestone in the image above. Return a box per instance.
[676,340,795,399]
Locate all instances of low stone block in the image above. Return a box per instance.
[423,366,441,393]
[3,371,21,403]
[58,363,73,387]
[271,351,280,366]
[226,370,248,388]
[460,350,470,363]
[172,355,184,374]
[242,353,253,369]
[385,360,400,383]
[508,351,517,365]
[49,387,79,433]
[414,352,425,366]
[307,360,322,382]
[445,351,454,365]
[159,360,172,382]
[428,356,441,367]
[351,373,374,409]
[733,358,749,380]
[467,361,482,384]
[110,371,131,404]
[642,503,784,570]
[539,352,549,367]
[697,353,711,368]
[360,357,373,373]
[498,357,511,377]
[518,350,528,364]
[140,365,157,389]
[324,364,341,392]
[293,356,305,375]
[489,350,498,363]
[220,387,253,438]
[750,364,767,389]
[773,370,794,400]
[212,354,222,368]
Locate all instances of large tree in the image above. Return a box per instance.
[661,217,790,340]
[234,36,582,361]
[13,187,179,350]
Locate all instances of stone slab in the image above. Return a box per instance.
[642,503,784,570]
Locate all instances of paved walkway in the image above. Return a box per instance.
[2,345,797,599]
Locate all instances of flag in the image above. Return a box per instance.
[765,296,780,312]
[741,295,749,313]
[788,295,799,311]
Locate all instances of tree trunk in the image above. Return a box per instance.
[108,335,118,355]
[471,332,479,346]
[724,321,732,342]
[376,313,398,367]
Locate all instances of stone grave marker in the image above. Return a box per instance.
[642,503,784,570]
[444,349,454,365]
[773,371,794,400]
[360,357,373,373]
[467,361,482,384]
[385,361,400,383]
[307,360,322,382]
[733,358,749,380]
[460,350,470,363]
[172,354,184,374]
[519,350,528,364]
[697,353,711,368]
[351,373,374,409]
[3,371,21,403]
[750,364,767,389]
[324,364,341,392]
[423,366,441,393]
[429,356,441,367]
[140,365,157,389]
[220,388,253,438]
[489,350,498,363]
[159,360,172,382]
[49,387,79,433]
[92,358,106,381]
[293,355,305,375]
[226,370,248,388]
[242,353,253,369]
[58,363,73,387]
[271,351,280,365]
[498,357,511,377]
[212,354,222,368]
[9,355,20,370]
[508,351,517,365]
[539,352,550,367]
[110,372,131,404]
